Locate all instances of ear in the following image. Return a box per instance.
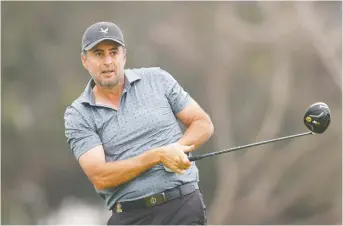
[81,52,88,70]
[122,48,127,65]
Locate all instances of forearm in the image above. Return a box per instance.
[93,149,161,190]
[178,118,214,151]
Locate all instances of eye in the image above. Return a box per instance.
[95,52,102,57]
[110,51,118,56]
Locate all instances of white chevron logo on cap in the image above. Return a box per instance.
[100,27,108,34]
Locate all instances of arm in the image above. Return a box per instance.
[79,145,161,190]
[79,144,193,190]
[176,99,214,151]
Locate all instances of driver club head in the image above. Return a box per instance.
[304,102,331,134]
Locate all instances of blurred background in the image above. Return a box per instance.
[1,1,342,225]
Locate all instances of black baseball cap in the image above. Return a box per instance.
[81,21,125,51]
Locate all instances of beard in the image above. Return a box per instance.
[94,70,124,88]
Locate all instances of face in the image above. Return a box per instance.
[81,40,126,88]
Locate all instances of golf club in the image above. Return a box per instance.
[188,102,331,162]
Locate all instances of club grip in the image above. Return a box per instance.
[188,155,206,161]
[188,156,196,161]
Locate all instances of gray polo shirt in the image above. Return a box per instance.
[64,67,199,210]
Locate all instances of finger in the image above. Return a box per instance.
[182,159,191,166]
[177,160,191,170]
[180,164,190,170]
[166,163,183,173]
[183,145,195,152]
[184,161,191,167]
[184,161,192,167]
[169,161,185,172]
[177,169,185,174]
[170,167,184,174]
[181,154,191,164]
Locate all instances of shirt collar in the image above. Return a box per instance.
[125,69,141,84]
[80,69,141,105]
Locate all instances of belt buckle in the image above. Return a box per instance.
[145,192,167,207]
[149,196,157,205]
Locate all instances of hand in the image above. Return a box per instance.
[158,143,194,174]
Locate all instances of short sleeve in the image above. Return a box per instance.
[64,106,102,160]
[158,69,192,114]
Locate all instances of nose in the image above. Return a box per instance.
[103,55,113,66]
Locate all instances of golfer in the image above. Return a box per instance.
[64,21,214,225]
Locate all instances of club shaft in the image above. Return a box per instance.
[189,131,313,162]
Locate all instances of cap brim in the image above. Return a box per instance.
[84,38,125,51]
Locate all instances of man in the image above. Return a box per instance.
[64,21,214,225]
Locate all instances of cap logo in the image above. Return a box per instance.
[100,27,108,34]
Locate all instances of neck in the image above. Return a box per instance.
[94,79,125,102]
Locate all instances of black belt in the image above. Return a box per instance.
[113,183,197,213]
